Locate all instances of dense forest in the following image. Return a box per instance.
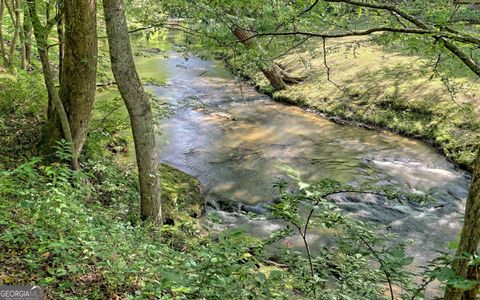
[0,0,479,299]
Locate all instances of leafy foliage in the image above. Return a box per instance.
[0,150,290,299]
[1,146,469,299]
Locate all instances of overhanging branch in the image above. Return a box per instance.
[244,27,480,46]
[322,0,480,76]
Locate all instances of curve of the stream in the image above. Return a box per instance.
[139,35,470,271]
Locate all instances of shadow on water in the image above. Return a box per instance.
[139,34,471,275]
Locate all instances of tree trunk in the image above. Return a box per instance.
[23,9,32,67]
[56,13,64,81]
[444,150,480,300]
[231,26,287,91]
[4,0,20,69]
[0,0,9,67]
[59,0,97,169]
[27,0,73,151]
[102,0,162,225]
[20,16,26,70]
[9,0,20,68]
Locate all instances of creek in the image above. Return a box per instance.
[136,33,470,272]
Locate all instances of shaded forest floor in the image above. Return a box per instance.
[244,37,480,170]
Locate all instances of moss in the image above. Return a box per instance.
[160,163,205,223]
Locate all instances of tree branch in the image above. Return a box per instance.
[323,0,480,77]
[247,26,433,41]
[4,0,13,21]
[322,37,343,91]
[442,38,480,76]
[247,26,480,46]
[46,6,64,30]
[325,0,430,28]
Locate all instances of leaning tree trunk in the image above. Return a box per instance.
[103,0,162,225]
[59,0,97,169]
[444,150,480,300]
[231,27,287,91]
[27,0,73,152]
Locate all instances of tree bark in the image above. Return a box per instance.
[20,12,26,70]
[232,26,287,91]
[59,0,97,169]
[102,0,162,225]
[444,151,480,300]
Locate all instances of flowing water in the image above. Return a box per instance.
[137,34,470,272]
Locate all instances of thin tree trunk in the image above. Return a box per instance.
[23,9,31,67]
[444,150,480,300]
[102,0,162,225]
[232,26,287,91]
[0,0,9,67]
[59,0,97,169]
[20,13,26,70]
[4,0,20,69]
[56,12,63,81]
[9,0,20,68]
[27,0,72,151]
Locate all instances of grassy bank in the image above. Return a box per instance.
[241,37,480,170]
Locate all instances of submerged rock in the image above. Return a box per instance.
[207,193,270,215]
[208,111,237,121]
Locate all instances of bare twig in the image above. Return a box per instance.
[409,277,435,300]
[432,53,461,106]
[92,105,121,133]
[357,234,395,300]
[322,38,343,91]
[271,36,311,61]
